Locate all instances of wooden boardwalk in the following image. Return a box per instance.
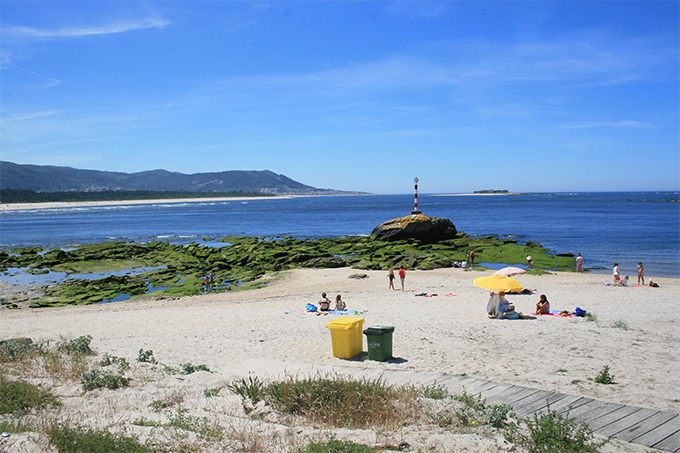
[233,359,680,452]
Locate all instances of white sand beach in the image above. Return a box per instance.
[1,268,677,451]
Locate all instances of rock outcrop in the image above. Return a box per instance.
[370,214,457,242]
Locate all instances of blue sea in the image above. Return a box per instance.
[1,192,678,278]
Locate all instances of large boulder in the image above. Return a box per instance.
[370,214,457,242]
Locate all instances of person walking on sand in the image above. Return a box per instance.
[387,266,395,290]
[398,266,406,291]
[576,254,584,272]
[636,262,645,285]
[613,263,620,285]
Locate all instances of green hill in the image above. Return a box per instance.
[0,161,333,195]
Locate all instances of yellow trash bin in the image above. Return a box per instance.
[325,317,365,359]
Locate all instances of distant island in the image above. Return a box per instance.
[473,189,510,194]
[0,161,361,203]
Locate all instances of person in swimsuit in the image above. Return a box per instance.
[636,262,645,285]
[335,294,346,311]
[387,266,395,290]
[535,294,550,315]
[319,292,331,311]
[576,254,583,272]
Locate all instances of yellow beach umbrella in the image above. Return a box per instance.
[474,274,524,292]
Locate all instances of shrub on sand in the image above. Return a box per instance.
[505,403,607,452]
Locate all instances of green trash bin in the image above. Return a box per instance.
[363,326,395,361]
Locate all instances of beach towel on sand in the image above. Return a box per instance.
[535,310,573,317]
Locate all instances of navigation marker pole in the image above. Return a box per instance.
[411,177,422,215]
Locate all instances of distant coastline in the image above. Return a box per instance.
[0,196,291,212]
[432,192,522,196]
[0,193,374,212]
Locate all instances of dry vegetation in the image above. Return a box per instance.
[0,335,615,452]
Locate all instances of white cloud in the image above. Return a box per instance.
[3,17,170,39]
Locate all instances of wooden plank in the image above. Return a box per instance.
[630,414,680,447]
[514,392,570,418]
[650,427,680,452]
[594,407,658,438]
[555,399,612,419]
[619,413,679,443]
[455,378,489,395]
[511,390,555,411]
[577,404,635,429]
[486,387,541,407]
[534,395,591,416]
[477,383,518,400]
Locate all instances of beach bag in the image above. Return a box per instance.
[574,307,587,317]
[306,303,317,312]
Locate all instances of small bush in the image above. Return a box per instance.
[594,365,616,385]
[204,387,221,397]
[505,403,607,452]
[263,375,411,429]
[99,353,130,374]
[420,382,450,400]
[228,374,414,429]
[57,335,94,356]
[47,423,152,452]
[80,369,131,391]
[452,391,515,429]
[0,375,60,414]
[0,339,36,361]
[137,348,157,363]
[227,376,266,411]
[297,438,377,452]
[180,363,210,374]
[167,408,223,442]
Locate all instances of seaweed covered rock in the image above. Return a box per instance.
[370,214,457,242]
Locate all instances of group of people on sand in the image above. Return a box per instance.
[486,292,557,319]
[486,291,525,319]
[612,262,651,286]
[318,292,346,312]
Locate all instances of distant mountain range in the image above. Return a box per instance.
[0,161,345,195]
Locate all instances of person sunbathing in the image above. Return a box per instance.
[335,294,346,311]
[535,294,550,315]
[319,292,332,311]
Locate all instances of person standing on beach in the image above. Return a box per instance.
[526,255,533,269]
[576,254,584,272]
[398,266,406,291]
[387,267,395,290]
[613,263,620,285]
[636,262,645,285]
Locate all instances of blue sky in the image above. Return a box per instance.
[1,1,678,194]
